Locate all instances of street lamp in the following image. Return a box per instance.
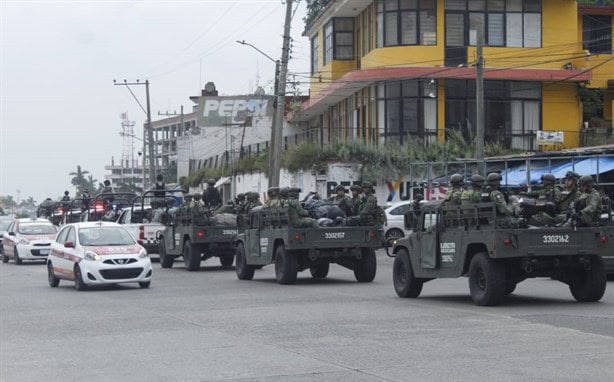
[236,40,281,187]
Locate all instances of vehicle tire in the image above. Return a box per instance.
[235,242,255,281]
[468,253,506,306]
[569,255,606,302]
[354,248,377,283]
[385,228,404,241]
[183,240,201,272]
[504,280,517,295]
[219,254,234,267]
[2,252,8,263]
[393,249,423,298]
[310,263,329,279]
[158,238,174,269]
[138,281,151,289]
[274,245,297,285]
[47,261,60,287]
[74,265,88,291]
[14,249,22,265]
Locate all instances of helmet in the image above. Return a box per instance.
[578,175,594,187]
[184,194,193,200]
[156,174,164,182]
[206,178,216,185]
[279,187,289,197]
[486,173,502,184]
[267,187,280,197]
[565,171,580,181]
[335,185,346,192]
[361,181,373,189]
[541,173,556,184]
[449,174,464,186]
[237,193,245,200]
[470,174,485,187]
[64,191,69,195]
[414,193,424,201]
[350,184,362,192]
[288,187,301,196]
[193,193,202,201]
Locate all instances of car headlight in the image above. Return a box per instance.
[84,250,101,262]
[139,248,149,259]
[19,238,30,245]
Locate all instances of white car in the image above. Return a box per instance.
[0,216,15,258]
[2,218,57,264]
[47,222,152,290]
[383,201,415,240]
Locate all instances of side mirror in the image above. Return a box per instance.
[64,241,75,248]
[8,232,15,236]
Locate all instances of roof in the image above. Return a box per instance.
[296,66,592,121]
[578,5,614,15]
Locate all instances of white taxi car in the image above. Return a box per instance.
[2,218,57,264]
[47,222,152,290]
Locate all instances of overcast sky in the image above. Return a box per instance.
[1,0,309,204]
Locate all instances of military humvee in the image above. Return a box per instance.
[234,207,383,284]
[158,207,237,271]
[390,201,613,306]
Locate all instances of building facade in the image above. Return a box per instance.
[297,0,614,151]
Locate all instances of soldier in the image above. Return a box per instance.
[236,193,246,212]
[248,192,262,210]
[287,188,314,227]
[487,173,524,228]
[329,185,352,215]
[445,174,465,205]
[279,187,290,208]
[525,173,561,226]
[358,182,380,226]
[61,191,71,202]
[202,178,222,209]
[564,175,602,227]
[181,194,194,213]
[348,184,363,216]
[554,171,580,224]
[461,175,485,205]
[153,174,166,198]
[264,187,281,208]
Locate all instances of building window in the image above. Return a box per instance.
[445,0,541,47]
[445,79,541,151]
[334,18,354,60]
[324,21,333,65]
[378,80,438,144]
[376,0,437,48]
[583,15,612,54]
[311,35,319,74]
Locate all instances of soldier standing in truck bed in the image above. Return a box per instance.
[525,173,561,226]
[265,187,281,208]
[348,184,363,216]
[554,171,580,224]
[564,175,603,227]
[461,175,485,205]
[445,174,465,205]
[487,173,524,228]
[359,182,379,225]
[202,178,222,209]
[329,185,352,215]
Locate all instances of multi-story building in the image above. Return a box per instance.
[149,111,198,176]
[104,157,144,191]
[296,0,613,151]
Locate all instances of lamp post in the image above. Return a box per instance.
[236,40,281,187]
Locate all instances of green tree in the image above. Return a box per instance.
[84,174,98,195]
[304,0,331,29]
[161,161,178,184]
[69,166,90,195]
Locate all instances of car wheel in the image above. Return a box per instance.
[393,249,423,298]
[74,265,88,291]
[159,237,174,269]
[2,250,8,263]
[274,245,297,285]
[354,248,377,283]
[385,228,404,241]
[310,263,329,279]
[138,281,151,289]
[14,248,22,265]
[183,240,200,272]
[468,253,505,306]
[219,254,234,267]
[569,255,606,302]
[47,261,60,287]
[235,242,255,280]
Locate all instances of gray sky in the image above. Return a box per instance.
[1,0,309,204]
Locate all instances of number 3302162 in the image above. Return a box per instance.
[542,235,569,243]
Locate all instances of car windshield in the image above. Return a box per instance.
[19,224,57,235]
[79,227,135,246]
[0,220,12,231]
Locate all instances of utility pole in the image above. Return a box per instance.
[475,29,485,176]
[269,0,293,187]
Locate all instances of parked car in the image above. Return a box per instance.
[383,201,413,241]
[2,218,57,264]
[47,222,152,290]
[0,216,15,259]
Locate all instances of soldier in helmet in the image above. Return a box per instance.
[461,174,485,205]
[358,182,380,225]
[235,193,246,214]
[61,191,71,202]
[487,172,523,228]
[554,171,580,224]
[348,184,364,216]
[445,174,465,205]
[564,175,602,227]
[202,178,222,209]
[525,173,561,226]
[264,187,281,208]
[244,192,262,213]
[153,174,166,198]
[279,187,290,208]
[287,187,314,227]
[329,184,352,215]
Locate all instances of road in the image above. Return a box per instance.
[1,252,613,382]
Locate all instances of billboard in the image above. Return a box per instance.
[195,96,274,127]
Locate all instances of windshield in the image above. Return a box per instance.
[0,220,12,231]
[78,227,136,246]
[19,224,57,235]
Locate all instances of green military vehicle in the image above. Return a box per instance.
[390,201,613,306]
[234,207,383,284]
[158,207,238,271]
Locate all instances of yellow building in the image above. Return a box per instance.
[294,0,614,151]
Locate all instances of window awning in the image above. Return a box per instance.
[500,157,614,186]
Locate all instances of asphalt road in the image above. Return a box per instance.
[1,252,613,382]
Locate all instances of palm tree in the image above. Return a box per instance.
[69,166,90,195]
[85,174,98,195]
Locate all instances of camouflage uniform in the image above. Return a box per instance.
[264,187,281,208]
[329,185,352,216]
[202,179,222,209]
[444,174,465,205]
[554,172,580,224]
[287,192,314,227]
[564,176,602,227]
[279,187,290,208]
[348,185,363,216]
[487,173,523,228]
[359,182,380,226]
[526,174,561,226]
[461,175,485,205]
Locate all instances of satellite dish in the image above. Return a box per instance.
[204,82,216,94]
